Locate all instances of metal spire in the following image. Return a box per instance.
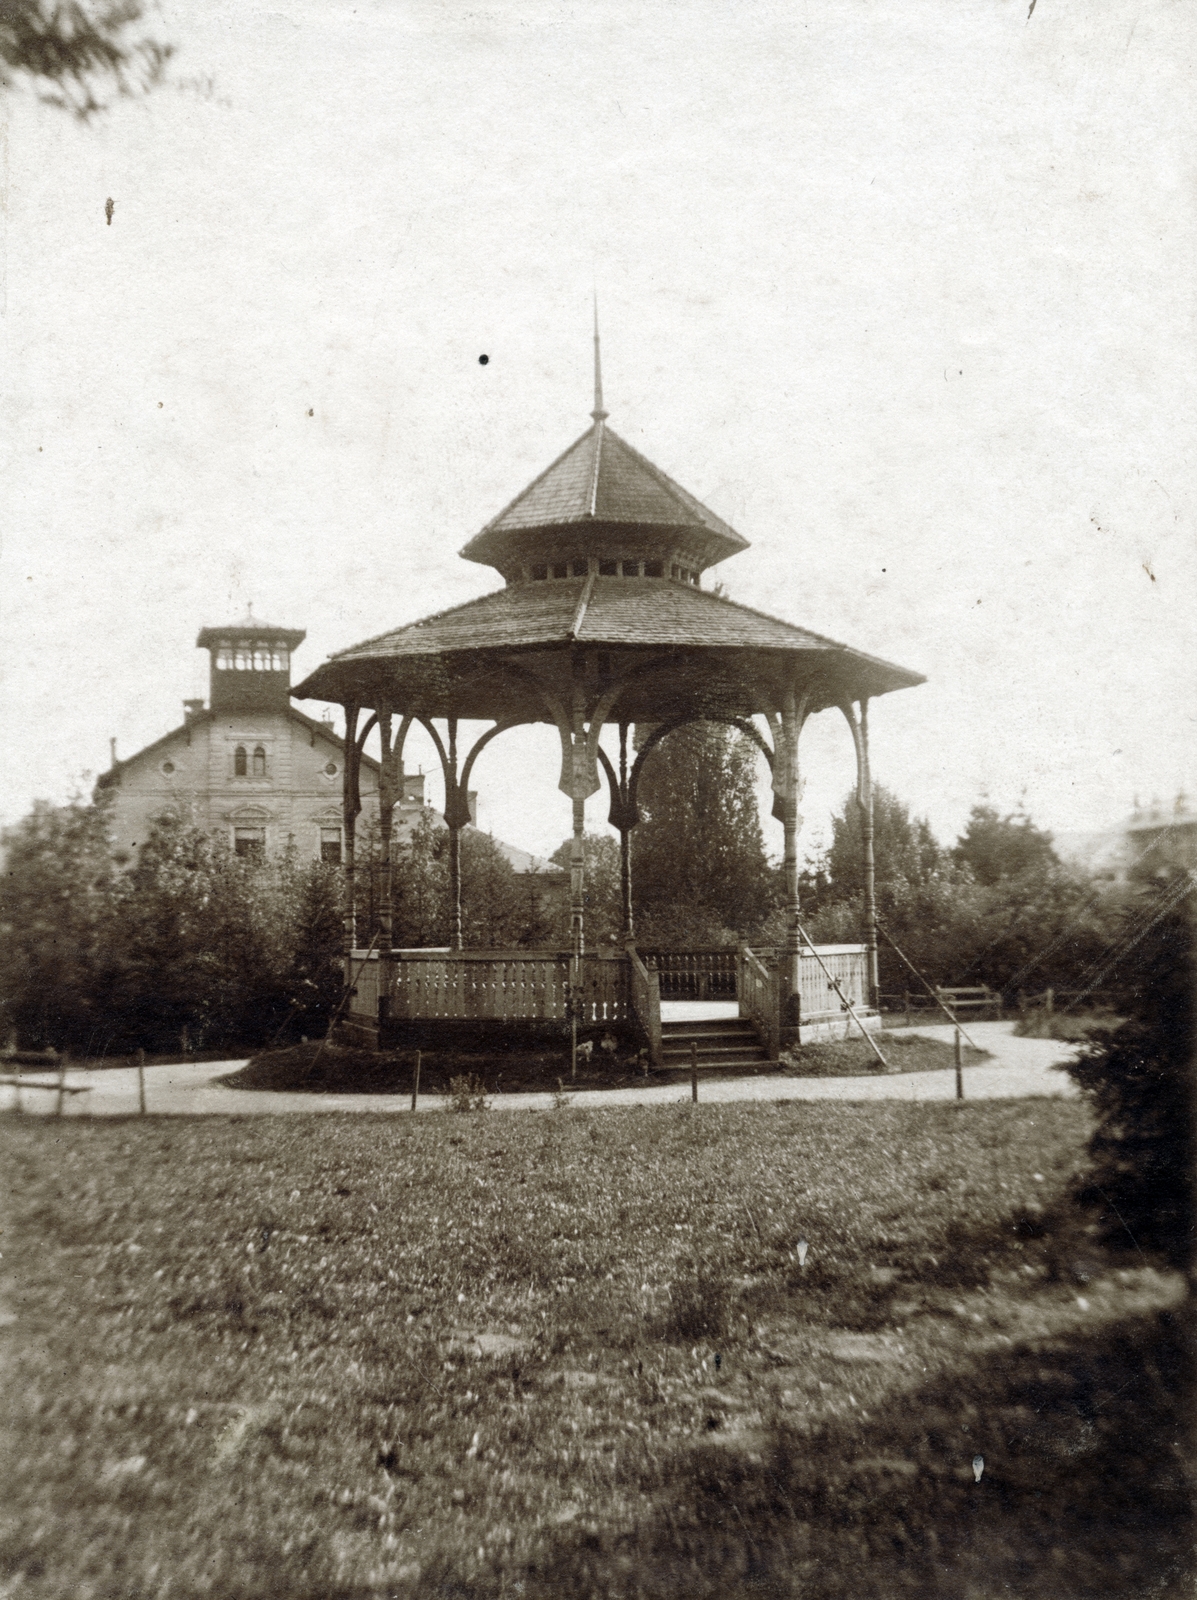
[590,297,608,423]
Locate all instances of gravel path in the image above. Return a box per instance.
[0,1022,1078,1118]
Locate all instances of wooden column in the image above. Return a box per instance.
[772,694,807,1049]
[446,719,463,951]
[569,795,586,960]
[616,722,635,941]
[377,711,396,953]
[839,697,879,1013]
[859,697,879,1010]
[376,710,410,1032]
[341,703,362,960]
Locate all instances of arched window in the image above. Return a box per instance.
[234,745,247,776]
[252,745,267,778]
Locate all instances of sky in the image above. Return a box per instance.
[3,0,1194,865]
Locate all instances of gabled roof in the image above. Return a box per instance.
[459,421,748,571]
[94,706,378,792]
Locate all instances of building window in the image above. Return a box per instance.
[234,827,266,860]
[324,761,337,776]
[252,745,267,778]
[572,559,588,576]
[531,563,548,580]
[622,560,639,577]
[320,827,342,864]
[161,760,175,775]
[644,560,664,578]
[552,563,568,579]
[215,644,288,671]
[671,564,680,579]
[598,559,617,576]
[234,745,247,776]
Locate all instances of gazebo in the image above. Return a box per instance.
[293,336,924,1064]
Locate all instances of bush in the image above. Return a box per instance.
[1064,890,1194,1269]
[662,1256,730,1342]
[448,1072,489,1112]
[0,804,344,1056]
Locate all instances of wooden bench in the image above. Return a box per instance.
[934,985,1001,1020]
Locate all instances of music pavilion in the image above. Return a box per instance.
[293,340,924,1067]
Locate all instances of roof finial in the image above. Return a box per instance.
[591,296,608,423]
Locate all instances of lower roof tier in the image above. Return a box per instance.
[292,578,924,723]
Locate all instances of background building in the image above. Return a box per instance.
[95,616,566,899]
[96,615,388,863]
[1055,791,1197,885]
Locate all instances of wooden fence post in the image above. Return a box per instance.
[54,1052,66,1117]
[691,1040,698,1104]
[411,1050,421,1112]
[955,1028,964,1101]
[137,1048,146,1116]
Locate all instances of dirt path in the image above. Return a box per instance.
[0,1022,1077,1117]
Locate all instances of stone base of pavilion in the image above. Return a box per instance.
[337,944,878,1060]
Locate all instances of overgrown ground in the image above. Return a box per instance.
[1,1101,1189,1599]
[1013,1009,1127,1042]
[224,1031,984,1096]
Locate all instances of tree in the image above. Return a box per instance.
[364,814,555,950]
[1065,887,1194,1268]
[0,793,117,1050]
[1,1,172,117]
[548,833,622,948]
[801,786,1116,998]
[1,800,349,1055]
[628,721,775,946]
[803,784,941,911]
[952,802,1059,887]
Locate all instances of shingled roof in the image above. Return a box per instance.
[460,420,748,573]
[294,577,923,710]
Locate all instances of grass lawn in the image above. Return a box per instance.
[223,1030,983,1097]
[1,1099,1189,1599]
[784,1031,988,1077]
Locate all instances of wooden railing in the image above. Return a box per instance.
[346,949,633,1026]
[346,944,871,1049]
[796,944,870,1026]
[347,949,381,1019]
[638,949,738,999]
[737,945,780,1060]
[626,945,662,1066]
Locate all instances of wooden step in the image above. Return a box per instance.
[661,1039,766,1059]
[659,1016,770,1072]
[659,1058,771,1075]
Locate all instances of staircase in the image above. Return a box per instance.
[659,1016,770,1074]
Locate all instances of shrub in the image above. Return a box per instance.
[448,1072,488,1112]
[1064,890,1194,1269]
[662,1256,730,1342]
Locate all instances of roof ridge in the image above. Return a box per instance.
[587,419,603,517]
[322,587,536,660]
[467,424,598,545]
[599,426,745,544]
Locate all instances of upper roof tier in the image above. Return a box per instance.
[460,418,749,581]
[197,612,306,652]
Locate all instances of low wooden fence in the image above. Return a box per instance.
[737,945,780,1060]
[345,942,871,1054]
[347,949,633,1028]
[638,950,737,1000]
[627,946,662,1066]
[795,944,870,1027]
